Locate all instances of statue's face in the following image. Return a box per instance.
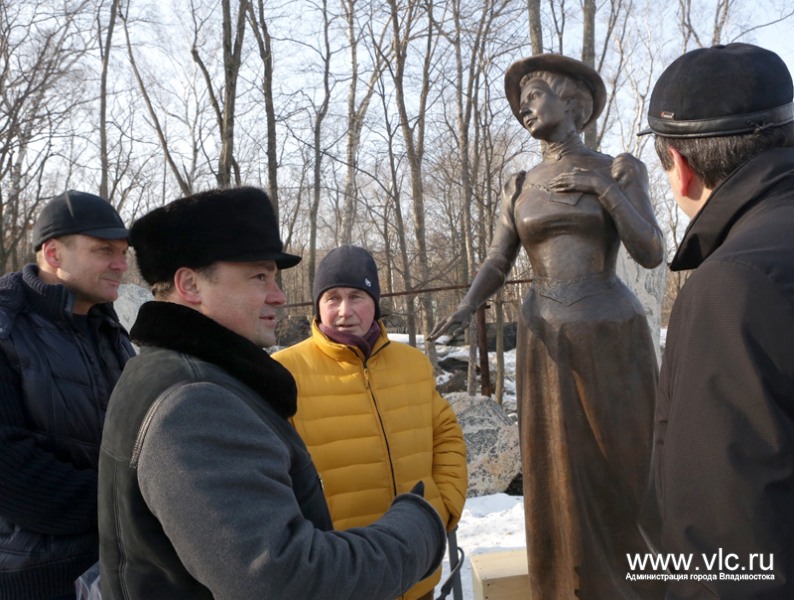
[518,78,572,140]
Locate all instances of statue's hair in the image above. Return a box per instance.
[520,70,594,131]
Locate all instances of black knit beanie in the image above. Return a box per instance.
[313,245,381,320]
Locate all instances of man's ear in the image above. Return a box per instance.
[668,147,696,198]
[173,267,202,305]
[40,239,62,269]
[669,146,712,206]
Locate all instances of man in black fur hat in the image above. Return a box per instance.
[97,186,446,600]
[640,43,794,597]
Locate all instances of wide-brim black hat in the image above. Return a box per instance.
[130,186,300,285]
[33,190,127,250]
[505,54,607,130]
[639,43,794,137]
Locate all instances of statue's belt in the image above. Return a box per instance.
[530,271,617,306]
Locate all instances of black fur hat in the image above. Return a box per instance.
[130,186,300,285]
[313,245,381,320]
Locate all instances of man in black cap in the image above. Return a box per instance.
[98,187,446,599]
[0,190,134,599]
[640,43,794,596]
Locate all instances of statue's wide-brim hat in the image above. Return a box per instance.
[505,54,607,130]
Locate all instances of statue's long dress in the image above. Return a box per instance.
[504,156,657,598]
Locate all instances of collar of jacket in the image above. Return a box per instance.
[0,264,122,338]
[310,317,390,364]
[131,300,298,418]
[671,147,794,271]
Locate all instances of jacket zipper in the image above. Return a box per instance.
[362,342,398,497]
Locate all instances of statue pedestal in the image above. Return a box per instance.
[471,549,529,600]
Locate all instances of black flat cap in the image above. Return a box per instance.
[33,190,127,250]
[639,43,794,137]
[505,54,607,130]
[130,186,300,285]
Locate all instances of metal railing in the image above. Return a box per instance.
[436,528,465,600]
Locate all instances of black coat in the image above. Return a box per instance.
[655,148,794,598]
[0,265,134,599]
[99,301,446,600]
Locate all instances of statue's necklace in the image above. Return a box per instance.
[542,134,582,161]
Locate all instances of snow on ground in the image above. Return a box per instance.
[387,333,519,411]
[438,493,526,600]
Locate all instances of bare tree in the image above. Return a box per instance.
[97,0,121,199]
[0,0,93,272]
[383,0,442,360]
[581,0,597,147]
[428,0,517,388]
[677,0,794,50]
[304,0,336,291]
[528,0,542,53]
[246,0,281,215]
[189,0,247,186]
[339,0,388,243]
[119,2,193,196]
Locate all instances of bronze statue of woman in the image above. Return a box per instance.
[431,54,664,598]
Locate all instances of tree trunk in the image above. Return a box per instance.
[217,0,247,187]
[582,0,597,149]
[306,0,332,292]
[528,0,542,54]
[98,0,119,200]
[386,0,437,363]
[495,290,505,404]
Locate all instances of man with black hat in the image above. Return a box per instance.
[640,43,794,596]
[273,244,467,600]
[0,190,134,599]
[98,189,447,600]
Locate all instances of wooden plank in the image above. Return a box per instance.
[471,549,530,600]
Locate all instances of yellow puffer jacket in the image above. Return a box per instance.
[273,320,467,600]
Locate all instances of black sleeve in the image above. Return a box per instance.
[0,348,98,535]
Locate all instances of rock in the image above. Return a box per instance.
[438,356,469,373]
[505,472,523,496]
[484,321,518,352]
[115,283,152,332]
[437,371,468,394]
[445,392,521,498]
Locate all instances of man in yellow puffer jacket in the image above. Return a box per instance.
[274,245,468,600]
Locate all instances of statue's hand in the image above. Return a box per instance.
[548,167,611,196]
[428,305,474,342]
